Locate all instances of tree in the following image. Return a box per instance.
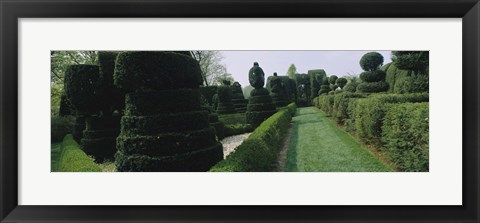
[191,51,226,86]
[213,64,234,86]
[286,64,297,79]
[51,51,98,116]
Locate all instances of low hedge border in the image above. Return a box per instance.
[210,109,292,172]
[219,113,246,125]
[58,134,102,172]
[224,124,253,137]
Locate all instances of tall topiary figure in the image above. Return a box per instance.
[230,82,248,113]
[64,64,102,145]
[357,52,389,93]
[114,51,223,172]
[308,69,327,99]
[216,85,236,114]
[80,52,122,162]
[269,72,289,108]
[246,62,276,128]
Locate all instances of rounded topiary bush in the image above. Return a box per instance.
[114,51,203,92]
[360,52,384,71]
[115,51,223,172]
[335,77,348,89]
[216,86,236,114]
[343,82,359,93]
[248,62,265,89]
[64,64,102,115]
[359,70,386,82]
[328,75,338,85]
[356,81,389,93]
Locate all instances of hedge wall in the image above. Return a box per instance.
[199,86,218,106]
[209,109,292,172]
[382,102,429,172]
[58,134,102,172]
[332,93,367,125]
[354,93,429,144]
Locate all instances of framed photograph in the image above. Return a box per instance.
[1,0,479,222]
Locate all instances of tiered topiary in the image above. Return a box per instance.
[114,51,223,172]
[216,86,236,114]
[308,69,327,99]
[230,82,248,113]
[200,95,225,140]
[64,64,102,145]
[357,52,389,93]
[269,72,289,108]
[80,52,123,162]
[328,75,339,94]
[246,62,276,128]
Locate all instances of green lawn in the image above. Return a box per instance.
[285,107,393,172]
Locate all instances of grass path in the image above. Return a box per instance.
[285,107,393,172]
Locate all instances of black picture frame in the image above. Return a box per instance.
[1,0,479,222]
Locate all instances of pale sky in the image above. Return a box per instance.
[220,51,392,87]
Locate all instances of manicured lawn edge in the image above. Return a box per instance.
[58,134,102,172]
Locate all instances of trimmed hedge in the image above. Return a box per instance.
[216,86,236,114]
[114,51,202,92]
[332,93,367,124]
[72,116,86,143]
[224,124,253,137]
[125,89,201,116]
[210,109,292,172]
[354,93,429,144]
[317,95,335,116]
[97,51,124,114]
[359,70,386,82]
[360,52,384,71]
[81,116,120,162]
[64,64,102,115]
[199,86,218,106]
[231,82,248,113]
[246,86,276,128]
[285,103,297,116]
[51,116,75,143]
[382,102,429,172]
[356,81,389,93]
[219,113,246,125]
[58,134,102,172]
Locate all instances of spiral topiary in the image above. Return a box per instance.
[230,82,248,113]
[114,51,223,172]
[246,62,276,128]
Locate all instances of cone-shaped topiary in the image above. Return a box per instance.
[216,86,236,114]
[114,51,223,172]
[269,72,289,108]
[357,52,388,93]
[246,62,276,128]
[230,82,248,113]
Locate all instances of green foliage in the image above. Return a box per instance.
[287,64,297,79]
[318,85,330,95]
[328,75,338,84]
[51,116,75,143]
[248,62,265,89]
[97,51,124,114]
[58,135,102,172]
[359,52,384,71]
[64,64,102,115]
[308,69,327,99]
[330,84,338,91]
[359,70,386,82]
[210,109,292,172]
[356,81,389,93]
[199,86,218,105]
[392,51,429,74]
[114,51,202,92]
[219,113,246,125]
[332,93,366,124]
[354,93,429,144]
[285,102,298,116]
[382,103,429,172]
[317,95,335,116]
[336,77,348,89]
[59,94,74,116]
[394,73,429,94]
[224,124,253,137]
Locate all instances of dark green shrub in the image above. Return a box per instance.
[216,86,236,114]
[345,98,362,132]
[343,81,358,93]
[285,103,297,116]
[210,109,291,172]
[360,52,384,71]
[58,134,102,172]
[356,81,389,93]
[81,116,120,162]
[382,102,429,171]
[354,93,429,144]
[246,80,276,128]
[73,116,86,143]
[394,73,429,94]
[59,94,74,116]
[121,111,209,135]
[199,86,218,105]
[64,64,102,115]
[328,75,338,84]
[114,51,202,92]
[125,89,201,116]
[317,95,335,116]
[330,84,338,91]
[51,116,75,143]
[219,113,246,125]
[224,124,253,137]
[359,70,386,82]
[230,82,248,113]
[97,51,124,114]
[392,51,429,74]
[318,85,330,95]
[336,77,348,89]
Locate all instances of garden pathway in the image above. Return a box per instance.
[284,107,393,172]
